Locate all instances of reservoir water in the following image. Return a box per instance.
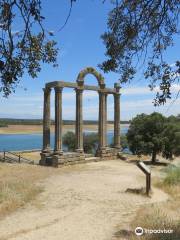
[0,126,128,151]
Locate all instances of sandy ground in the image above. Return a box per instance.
[0,124,129,134]
[0,160,168,240]
[0,124,103,134]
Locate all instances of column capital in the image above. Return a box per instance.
[43,87,51,93]
[75,87,84,93]
[114,82,121,93]
[54,86,63,93]
[98,90,107,96]
[113,92,121,97]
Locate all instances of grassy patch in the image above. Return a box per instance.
[129,207,180,240]
[163,165,180,185]
[0,163,54,218]
[114,164,180,240]
[156,165,180,201]
[0,181,43,218]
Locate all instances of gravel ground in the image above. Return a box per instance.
[0,160,168,240]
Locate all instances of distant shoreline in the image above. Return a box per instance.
[0,124,129,135]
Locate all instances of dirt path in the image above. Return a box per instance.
[0,160,168,240]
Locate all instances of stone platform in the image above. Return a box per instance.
[40,148,121,167]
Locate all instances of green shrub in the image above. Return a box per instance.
[63,131,99,153]
[121,135,128,150]
[83,133,98,153]
[62,131,76,151]
[0,123,8,128]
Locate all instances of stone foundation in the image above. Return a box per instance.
[96,147,120,159]
[40,152,86,167]
[40,148,121,167]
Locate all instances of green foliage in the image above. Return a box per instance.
[127,112,180,162]
[0,124,7,127]
[62,131,76,151]
[127,112,166,162]
[62,131,99,153]
[162,123,180,159]
[83,133,99,153]
[120,135,128,151]
[100,0,180,105]
[0,118,43,125]
[0,0,58,97]
[0,118,130,126]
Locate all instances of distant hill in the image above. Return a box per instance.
[0,118,130,126]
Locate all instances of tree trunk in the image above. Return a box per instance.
[151,150,157,164]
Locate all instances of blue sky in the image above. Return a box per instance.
[0,0,180,120]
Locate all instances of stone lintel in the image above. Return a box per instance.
[45,81,116,94]
[46,81,77,89]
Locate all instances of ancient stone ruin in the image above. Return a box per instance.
[40,67,121,167]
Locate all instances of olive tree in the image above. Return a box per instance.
[127,112,167,163]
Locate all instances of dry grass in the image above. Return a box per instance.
[155,165,180,201]
[0,181,42,218]
[130,206,180,240]
[114,164,180,240]
[0,163,55,219]
[17,151,41,163]
[131,165,180,240]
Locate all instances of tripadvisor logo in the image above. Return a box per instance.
[135,226,174,236]
[135,227,144,236]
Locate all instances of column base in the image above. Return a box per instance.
[53,150,63,155]
[42,148,51,153]
[114,145,122,151]
[96,147,108,157]
[76,149,84,154]
[40,151,52,166]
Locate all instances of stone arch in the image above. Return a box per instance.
[77,67,105,88]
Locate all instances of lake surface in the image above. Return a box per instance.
[0,126,128,151]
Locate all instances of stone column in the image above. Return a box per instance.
[42,88,51,152]
[114,92,121,149]
[54,87,63,154]
[75,88,84,153]
[98,91,107,150]
[105,93,108,147]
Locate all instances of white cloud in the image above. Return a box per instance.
[0,85,179,120]
[121,84,180,96]
[121,87,152,95]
